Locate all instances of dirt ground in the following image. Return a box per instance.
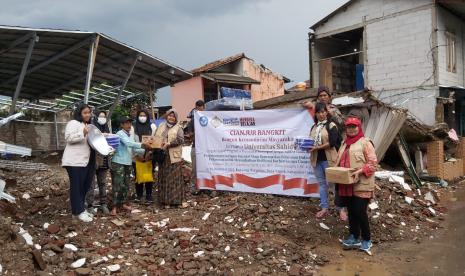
[318,182,465,276]
[0,154,462,275]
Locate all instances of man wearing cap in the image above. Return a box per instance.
[110,116,151,216]
[187,100,205,195]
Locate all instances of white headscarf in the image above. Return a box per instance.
[314,120,327,146]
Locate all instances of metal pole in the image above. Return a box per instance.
[107,55,141,120]
[54,113,59,150]
[84,35,99,104]
[9,33,37,115]
[148,82,156,121]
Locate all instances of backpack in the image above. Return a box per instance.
[311,121,342,151]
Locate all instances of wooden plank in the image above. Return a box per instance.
[319,59,332,91]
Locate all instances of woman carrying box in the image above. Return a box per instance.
[310,103,345,219]
[336,117,377,254]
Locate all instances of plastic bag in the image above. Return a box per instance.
[135,160,154,183]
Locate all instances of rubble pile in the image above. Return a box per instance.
[0,164,455,275]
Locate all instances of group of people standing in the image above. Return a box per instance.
[61,90,376,253]
[304,86,378,253]
[62,104,188,222]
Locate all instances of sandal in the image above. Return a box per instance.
[316,208,329,219]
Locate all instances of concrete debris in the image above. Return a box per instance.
[202,212,211,220]
[193,251,205,258]
[169,227,199,232]
[153,218,169,228]
[18,227,33,246]
[32,249,46,270]
[22,193,30,200]
[70,258,86,268]
[0,161,453,275]
[405,197,414,204]
[375,170,404,179]
[106,264,121,273]
[65,231,78,238]
[424,192,436,205]
[428,207,437,216]
[64,244,78,252]
[111,219,124,227]
[319,223,330,230]
[368,202,379,210]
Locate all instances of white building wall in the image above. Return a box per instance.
[437,7,465,87]
[373,87,438,125]
[366,7,434,90]
[314,0,432,37]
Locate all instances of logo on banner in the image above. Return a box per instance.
[240,117,256,126]
[223,117,240,126]
[211,116,222,128]
[199,116,208,127]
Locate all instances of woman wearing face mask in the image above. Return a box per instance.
[133,110,157,203]
[85,111,111,215]
[153,109,185,208]
[62,104,96,222]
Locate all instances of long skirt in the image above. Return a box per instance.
[158,154,184,205]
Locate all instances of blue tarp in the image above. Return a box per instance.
[220,87,251,99]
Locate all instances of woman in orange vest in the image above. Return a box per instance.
[336,117,377,254]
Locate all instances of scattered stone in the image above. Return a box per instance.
[111,219,124,227]
[32,249,47,270]
[75,268,92,275]
[319,223,330,230]
[64,244,78,252]
[289,264,302,275]
[71,258,86,269]
[47,224,60,234]
[106,264,121,273]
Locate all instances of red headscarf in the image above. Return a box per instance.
[344,117,365,145]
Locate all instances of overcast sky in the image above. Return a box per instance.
[0,0,346,105]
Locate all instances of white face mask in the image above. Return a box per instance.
[97,117,107,125]
[138,116,147,123]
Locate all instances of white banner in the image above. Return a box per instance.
[194,109,319,197]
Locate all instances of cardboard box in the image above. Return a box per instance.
[325,167,356,184]
[142,136,163,149]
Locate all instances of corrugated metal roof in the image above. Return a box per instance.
[0,25,192,100]
[201,73,260,85]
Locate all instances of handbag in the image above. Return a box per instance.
[152,148,166,164]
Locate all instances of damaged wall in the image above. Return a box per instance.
[171,76,204,121]
[3,120,66,151]
[242,58,286,102]
[313,0,432,38]
[373,87,438,126]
